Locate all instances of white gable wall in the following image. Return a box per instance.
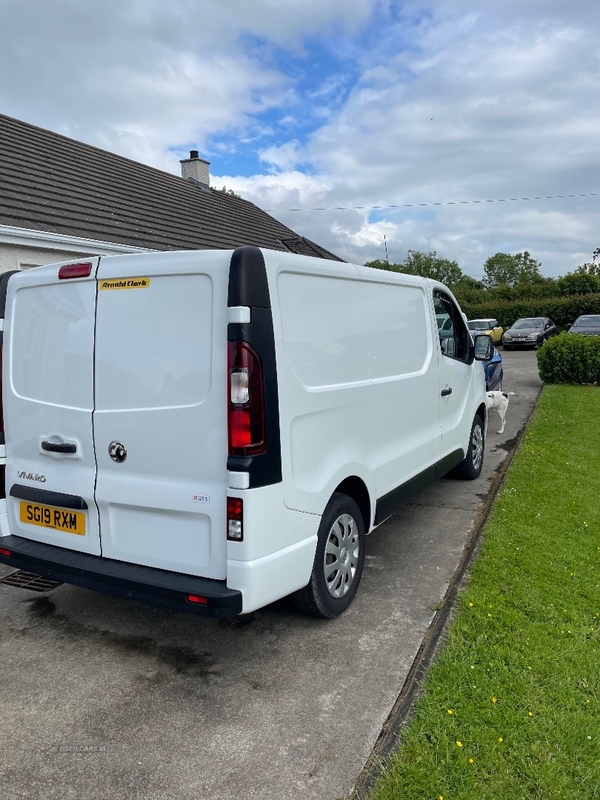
[0,225,153,274]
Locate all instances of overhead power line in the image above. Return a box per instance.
[263,191,599,213]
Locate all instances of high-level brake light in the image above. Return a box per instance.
[58,262,93,280]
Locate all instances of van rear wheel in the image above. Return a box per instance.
[455,413,484,480]
[292,493,365,618]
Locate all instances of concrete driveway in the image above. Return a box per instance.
[0,350,542,800]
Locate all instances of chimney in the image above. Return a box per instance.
[180,150,210,186]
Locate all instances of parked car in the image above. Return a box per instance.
[502,317,558,349]
[568,315,600,336]
[437,312,453,337]
[483,346,503,391]
[468,318,503,344]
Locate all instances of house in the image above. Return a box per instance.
[0,113,342,274]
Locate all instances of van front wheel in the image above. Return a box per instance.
[455,413,485,480]
[292,493,366,618]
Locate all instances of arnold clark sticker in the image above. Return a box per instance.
[99,277,151,290]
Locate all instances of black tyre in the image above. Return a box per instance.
[292,493,366,619]
[455,413,485,480]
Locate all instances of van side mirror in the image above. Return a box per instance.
[473,334,494,361]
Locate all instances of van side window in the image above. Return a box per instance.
[433,291,470,362]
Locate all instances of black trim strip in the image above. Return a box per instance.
[375,466,436,526]
[374,449,465,525]
[227,247,282,489]
[0,270,17,316]
[436,448,465,478]
[227,245,271,307]
[9,484,89,510]
[0,535,242,618]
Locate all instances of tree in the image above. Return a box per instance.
[483,251,543,288]
[400,250,463,285]
[573,261,600,277]
[556,264,600,295]
[451,275,486,306]
[220,186,241,198]
[366,251,463,285]
[364,258,397,272]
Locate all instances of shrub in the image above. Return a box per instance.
[537,332,600,384]
[462,293,600,329]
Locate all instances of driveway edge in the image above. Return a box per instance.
[349,384,544,800]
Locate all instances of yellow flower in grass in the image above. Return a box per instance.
[456,741,463,747]
[492,697,497,703]
[498,737,503,742]
[447,709,454,715]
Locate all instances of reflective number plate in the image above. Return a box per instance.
[20,502,85,536]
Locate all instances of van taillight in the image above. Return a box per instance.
[227,497,243,541]
[227,341,266,456]
[58,262,93,280]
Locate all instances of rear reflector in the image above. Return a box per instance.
[187,594,208,605]
[58,262,93,280]
[0,548,11,558]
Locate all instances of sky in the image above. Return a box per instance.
[1,0,599,279]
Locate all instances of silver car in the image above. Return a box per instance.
[502,317,558,349]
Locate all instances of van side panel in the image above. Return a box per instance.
[270,257,440,522]
[358,272,439,501]
[273,265,373,515]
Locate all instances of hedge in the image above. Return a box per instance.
[462,293,600,329]
[537,332,600,384]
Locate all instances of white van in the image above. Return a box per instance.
[0,247,492,618]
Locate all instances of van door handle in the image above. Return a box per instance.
[441,386,453,397]
[41,440,77,454]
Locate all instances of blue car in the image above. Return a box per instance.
[483,346,503,391]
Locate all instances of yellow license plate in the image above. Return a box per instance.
[20,501,86,536]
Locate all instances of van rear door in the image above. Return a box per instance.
[4,260,102,555]
[93,251,229,579]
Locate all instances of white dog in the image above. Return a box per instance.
[486,391,516,434]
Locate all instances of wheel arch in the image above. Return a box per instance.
[333,476,372,532]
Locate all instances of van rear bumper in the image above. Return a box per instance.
[0,535,242,618]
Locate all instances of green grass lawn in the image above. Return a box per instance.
[369,385,600,800]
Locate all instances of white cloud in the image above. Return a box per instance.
[1,0,599,277]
